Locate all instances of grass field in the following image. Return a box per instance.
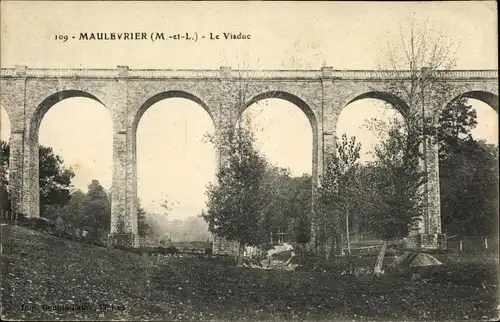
[1,224,499,321]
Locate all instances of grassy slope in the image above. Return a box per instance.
[1,224,499,321]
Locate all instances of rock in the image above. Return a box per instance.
[390,252,443,277]
[390,252,442,268]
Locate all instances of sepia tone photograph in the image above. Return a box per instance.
[0,1,498,321]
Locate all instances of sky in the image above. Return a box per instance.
[0,1,498,219]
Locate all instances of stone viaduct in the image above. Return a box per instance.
[0,66,498,249]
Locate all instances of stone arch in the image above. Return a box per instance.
[344,91,411,118]
[1,104,12,139]
[242,91,318,139]
[241,90,319,190]
[132,90,215,136]
[437,90,499,144]
[450,91,499,113]
[339,91,411,135]
[22,89,109,218]
[29,90,107,140]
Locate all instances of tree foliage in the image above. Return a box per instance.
[44,180,110,239]
[39,146,75,211]
[137,200,151,238]
[0,141,10,212]
[202,123,272,258]
[370,118,426,240]
[0,140,75,214]
[440,140,498,236]
[315,134,361,254]
[437,97,478,159]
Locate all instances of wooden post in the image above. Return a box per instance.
[374,241,387,276]
[485,238,488,249]
[346,208,351,256]
[459,240,463,252]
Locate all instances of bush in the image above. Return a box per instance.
[15,213,30,225]
[166,245,178,255]
[205,247,213,254]
[113,244,136,252]
[15,215,55,233]
[140,247,161,256]
[31,217,54,231]
[54,229,73,240]
[89,240,106,248]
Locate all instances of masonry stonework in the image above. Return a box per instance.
[1,67,497,250]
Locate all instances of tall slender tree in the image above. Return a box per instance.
[315,134,361,260]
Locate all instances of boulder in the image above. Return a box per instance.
[390,252,442,268]
[390,252,443,276]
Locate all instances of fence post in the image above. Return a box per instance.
[459,240,463,252]
[484,238,488,249]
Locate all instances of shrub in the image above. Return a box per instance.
[89,240,106,248]
[166,245,178,255]
[205,247,213,254]
[15,213,30,225]
[32,217,54,231]
[16,215,55,233]
[113,244,135,252]
[140,247,161,256]
[55,229,73,240]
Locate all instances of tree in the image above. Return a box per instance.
[0,141,75,215]
[437,97,478,160]
[372,118,426,237]
[0,141,10,212]
[378,20,466,145]
[257,165,291,246]
[347,163,381,239]
[440,140,498,236]
[159,196,176,219]
[44,180,111,239]
[371,21,468,274]
[80,180,111,235]
[315,134,361,261]
[285,174,313,248]
[39,146,75,212]
[200,62,284,264]
[202,122,272,265]
[137,201,151,238]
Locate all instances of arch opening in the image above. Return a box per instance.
[33,92,112,237]
[133,91,214,136]
[460,91,499,113]
[243,91,318,136]
[39,97,112,192]
[31,90,104,138]
[438,94,499,240]
[442,92,498,145]
[239,95,315,246]
[136,96,215,243]
[346,91,411,119]
[1,105,11,142]
[339,94,409,164]
[336,97,408,241]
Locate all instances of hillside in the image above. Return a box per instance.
[1,224,168,320]
[1,224,498,321]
